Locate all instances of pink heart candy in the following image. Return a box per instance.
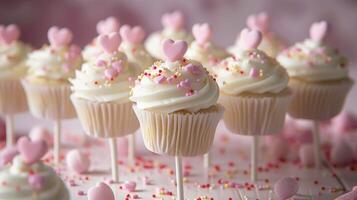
[17,137,48,165]
[98,32,121,54]
[309,21,328,42]
[47,26,73,48]
[119,25,145,44]
[274,177,299,200]
[163,39,188,62]
[28,174,45,190]
[88,182,115,200]
[238,28,262,50]
[246,12,270,32]
[96,16,120,35]
[104,68,118,80]
[0,146,19,166]
[192,23,212,46]
[111,60,123,74]
[66,149,90,174]
[123,181,136,192]
[0,24,20,45]
[29,126,53,147]
[161,10,184,30]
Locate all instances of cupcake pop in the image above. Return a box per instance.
[216,29,291,181]
[23,26,82,165]
[131,39,224,199]
[0,24,31,147]
[229,12,285,57]
[145,10,193,60]
[277,21,353,168]
[71,32,139,182]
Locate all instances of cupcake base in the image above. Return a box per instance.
[0,79,27,115]
[71,95,139,138]
[288,78,353,121]
[219,89,292,136]
[133,105,224,157]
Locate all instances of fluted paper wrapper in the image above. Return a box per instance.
[0,79,27,114]
[219,89,292,136]
[71,95,139,138]
[133,105,224,157]
[21,80,76,120]
[288,78,353,120]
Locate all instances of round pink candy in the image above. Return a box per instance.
[274,177,299,200]
[66,149,90,174]
[299,144,315,167]
[29,126,53,147]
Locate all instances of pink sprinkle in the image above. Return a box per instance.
[154,75,166,84]
[249,68,259,78]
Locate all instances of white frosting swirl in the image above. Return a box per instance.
[0,42,31,79]
[82,39,102,62]
[120,42,154,72]
[71,51,137,103]
[0,156,69,200]
[216,49,289,95]
[130,59,219,113]
[26,45,82,82]
[145,28,193,59]
[277,39,348,82]
[185,41,229,74]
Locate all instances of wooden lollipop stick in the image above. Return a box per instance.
[175,156,184,200]
[312,121,321,169]
[251,136,259,182]
[53,118,61,165]
[5,115,14,147]
[128,134,135,164]
[203,152,210,169]
[109,138,119,182]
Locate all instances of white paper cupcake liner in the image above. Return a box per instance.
[71,95,139,138]
[288,78,353,120]
[219,89,292,136]
[0,79,27,114]
[21,80,76,120]
[133,105,224,157]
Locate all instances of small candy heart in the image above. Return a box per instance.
[88,182,115,200]
[274,177,299,200]
[96,16,120,35]
[0,24,20,45]
[29,126,53,147]
[104,68,118,80]
[161,10,184,30]
[119,25,145,44]
[17,137,48,165]
[28,174,45,190]
[192,23,212,46]
[299,144,315,167]
[66,149,90,174]
[246,12,270,32]
[163,39,188,62]
[331,140,354,166]
[111,60,124,74]
[309,21,328,43]
[0,146,19,166]
[123,181,136,192]
[98,32,121,54]
[238,28,262,50]
[47,26,73,48]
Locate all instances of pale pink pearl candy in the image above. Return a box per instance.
[274,177,299,200]
[66,149,90,174]
[29,126,53,147]
[299,144,315,167]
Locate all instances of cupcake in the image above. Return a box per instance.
[229,12,285,58]
[23,26,82,120]
[119,25,154,72]
[130,39,224,156]
[145,10,193,60]
[0,24,30,115]
[0,137,69,200]
[185,23,229,74]
[217,29,291,135]
[82,16,120,62]
[277,21,353,120]
[71,32,139,138]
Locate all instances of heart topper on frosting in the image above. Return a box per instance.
[96,16,120,35]
[98,32,122,54]
[119,25,146,45]
[238,28,262,50]
[309,21,328,43]
[17,137,48,165]
[48,26,73,48]
[0,24,20,45]
[192,23,212,46]
[163,39,188,62]
[246,12,270,33]
[161,10,185,31]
